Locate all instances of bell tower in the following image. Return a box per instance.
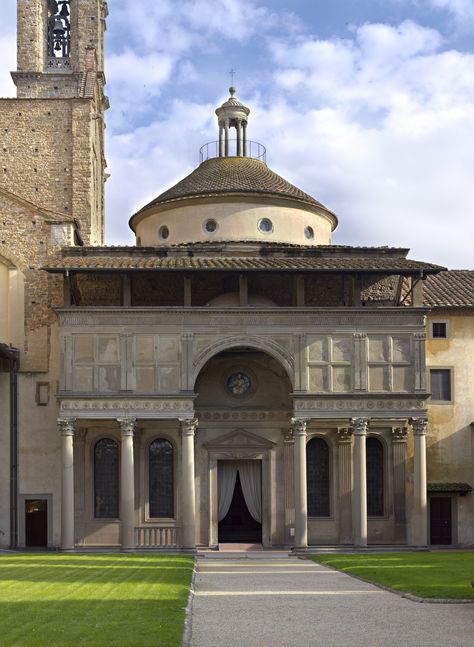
[13,0,108,99]
[0,0,109,245]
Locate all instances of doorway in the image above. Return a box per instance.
[218,460,262,543]
[430,497,452,545]
[25,499,48,547]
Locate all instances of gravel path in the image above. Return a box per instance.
[190,554,474,647]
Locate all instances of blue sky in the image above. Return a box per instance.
[0,0,473,268]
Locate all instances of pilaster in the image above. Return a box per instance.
[281,427,295,544]
[336,427,353,544]
[392,426,408,542]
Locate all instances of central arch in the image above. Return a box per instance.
[194,346,292,548]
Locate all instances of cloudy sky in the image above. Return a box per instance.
[1,0,473,268]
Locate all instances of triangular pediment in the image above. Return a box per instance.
[205,428,276,450]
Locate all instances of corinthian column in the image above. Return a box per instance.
[352,418,368,547]
[59,418,76,551]
[411,417,428,547]
[118,417,136,550]
[180,418,198,550]
[292,418,308,548]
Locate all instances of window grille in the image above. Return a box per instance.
[306,437,330,517]
[149,439,174,518]
[367,438,384,516]
[94,438,119,518]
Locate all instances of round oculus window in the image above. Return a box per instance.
[226,371,252,396]
[304,226,314,240]
[258,218,273,233]
[159,225,169,240]
[204,219,218,233]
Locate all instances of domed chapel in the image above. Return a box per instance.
[1,1,473,551]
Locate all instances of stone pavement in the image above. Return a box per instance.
[189,554,474,647]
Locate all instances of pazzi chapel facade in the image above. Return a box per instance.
[0,0,473,552]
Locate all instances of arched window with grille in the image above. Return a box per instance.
[367,437,384,516]
[149,439,174,518]
[306,437,330,517]
[94,438,119,518]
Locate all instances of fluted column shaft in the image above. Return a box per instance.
[282,428,295,544]
[59,418,76,551]
[243,122,248,156]
[118,418,136,550]
[352,418,368,547]
[293,418,308,548]
[392,426,408,543]
[219,126,224,157]
[180,418,198,549]
[411,418,428,546]
[337,427,353,544]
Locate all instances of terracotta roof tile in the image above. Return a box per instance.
[44,253,443,273]
[424,270,474,308]
[132,157,332,217]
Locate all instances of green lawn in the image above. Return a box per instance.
[310,551,474,599]
[0,553,194,647]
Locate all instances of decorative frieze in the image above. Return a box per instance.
[59,398,194,419]
[200,409,289,422]
[294,397,426,416]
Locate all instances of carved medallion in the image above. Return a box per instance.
[226,371,252,396]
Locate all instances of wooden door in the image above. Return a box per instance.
[430,497,452,545]
[25,499,48,547]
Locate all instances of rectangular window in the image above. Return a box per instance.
[430,369,452,401]
[431,322,448,339]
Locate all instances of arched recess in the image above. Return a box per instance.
[192,336,294,390]
[0,253,25,349]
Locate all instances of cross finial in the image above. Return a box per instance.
[230,68,236,86]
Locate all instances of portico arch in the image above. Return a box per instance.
[194,346,292,547]
[192,336,295,389]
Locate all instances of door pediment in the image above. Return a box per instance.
[205,429,276,451]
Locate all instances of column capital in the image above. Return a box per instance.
[282,428,295,444]
[354,332,367,339]
[351,417,369,436]
[58,418,76,436]
[117,417,136,437]
[74,428,87,443]
[337,427,353,444]
[410,417,428,436]
[392,426,408,443]
[179,418,198,437]
[414,332,426,341]
[291,418,308,436]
